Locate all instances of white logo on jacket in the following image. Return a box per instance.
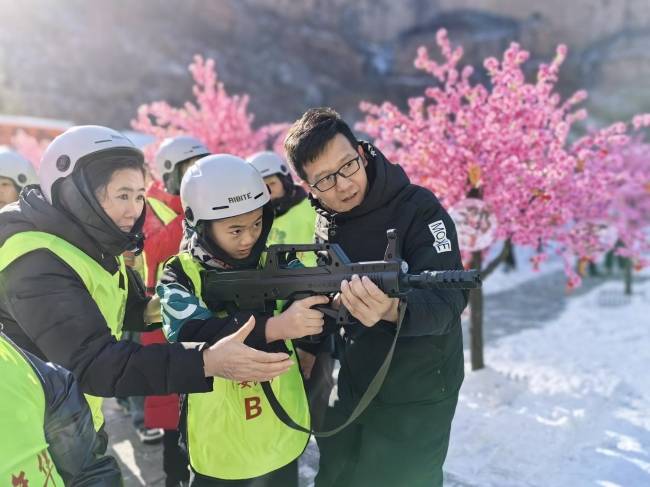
[428,220,452,253]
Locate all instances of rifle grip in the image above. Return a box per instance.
[306,304,345,343]
[336,306,355,326]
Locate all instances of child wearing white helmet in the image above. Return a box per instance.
[0,147,38,209]
[144,135,211,290]
[158,154,328,486]
[247,151,317,249]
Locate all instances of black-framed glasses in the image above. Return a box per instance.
[310,156,361,192]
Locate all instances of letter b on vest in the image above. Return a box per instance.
[244,396,262,420]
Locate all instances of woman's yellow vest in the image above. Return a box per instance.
[0,335,65,486]
[174,252,310,480]
[0,231,129,431]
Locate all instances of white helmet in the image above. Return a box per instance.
[155,136,210,194]
[181,154,270,226]
[39,125,142,203]
[247,151,290,178]
[0,147,38,188]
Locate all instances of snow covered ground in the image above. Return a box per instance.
[446,271,650,487]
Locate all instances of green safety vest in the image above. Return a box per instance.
[0,335,65,486]
[174,252,310,480]
[0,231,129,431]
[139,196,179,287]
[267,198,317,267]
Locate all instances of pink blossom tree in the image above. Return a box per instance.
[595,138,650,293]
[10,130,50,170]
[612,140,650,269]
[358,29,650,370]
[132,55,288,178]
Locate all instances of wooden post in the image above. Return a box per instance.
[469,251,484,370]
[624,258,633,296]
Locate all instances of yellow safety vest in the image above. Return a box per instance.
[172,252,310,480]
[267,198,317,267]
[147,197,178,227]
[0,335,65,486]
[138,196,179,287]
[0,231,128,431]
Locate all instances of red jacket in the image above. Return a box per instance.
[142,182,184,292]
[141,182,184,430]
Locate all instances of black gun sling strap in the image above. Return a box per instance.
[261,299,407,438]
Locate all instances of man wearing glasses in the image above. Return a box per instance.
[284,107,468,487]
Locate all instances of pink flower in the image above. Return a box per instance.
[10,131,50,170]
[132,55,287,178]
[358,29,650,284]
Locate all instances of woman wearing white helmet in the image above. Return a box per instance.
[0,126,293,452]
[158,154,328,486]
[0,147,38,209]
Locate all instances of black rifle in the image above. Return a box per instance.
[201,229,480,324]
[200,229,481,436]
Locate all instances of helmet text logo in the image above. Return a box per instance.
[228,192,252,204]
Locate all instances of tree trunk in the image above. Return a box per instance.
[503,240,516,272]
[624,258,633,296]
[469,251,484,370]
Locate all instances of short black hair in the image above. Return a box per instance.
[284,107,358,181]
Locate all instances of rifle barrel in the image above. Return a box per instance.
[404,269,481,289]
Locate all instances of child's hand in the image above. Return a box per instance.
[266,295,329,341]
